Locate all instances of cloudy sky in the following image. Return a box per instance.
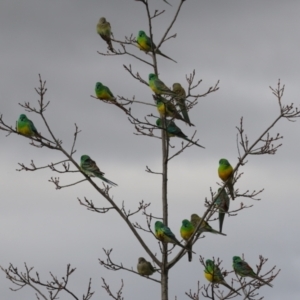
[1,0,300,299]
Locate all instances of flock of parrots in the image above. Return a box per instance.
[14,16,273,295]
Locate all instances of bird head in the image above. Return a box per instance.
[148,73,156,81]
[95,82,103,90]
[138,30,146,38]
[138,257,146,264]
[99,17,106,24]
[232,256,242,263]
[80,155,90,162]
[19,114,28,121]
[219,158,230,166]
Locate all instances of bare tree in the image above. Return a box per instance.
[0,1,298,299]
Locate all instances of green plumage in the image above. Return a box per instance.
[148,73,177,96]
[80,155,117,186]
[180,219,195,262]
[205,259,241,295]
[136,31,176,63]
[156,118,203,148]
[232,256,273,287]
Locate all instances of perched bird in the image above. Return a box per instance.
[17,114,51,143]
[218,159,235,200]
[136,31,176,63]
[154,96,191,125]
[96,17,113,50]
[156,118,204,148]
[232,256,273,287]
[154,221,186,249]
[190,214,226,236]
[214,188,230,233]
[148,73,177,96]
[95,82,116,101]
[172,83,190,124]
[137,257,156,276]
[80,155,118,186]
[204,259,241,295]
[180,219,195,262]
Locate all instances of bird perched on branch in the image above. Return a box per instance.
[218,158,235,200]
[172,83,191,124]
[80,155,117,186]
[232,256,273,287]
[137,31,176,63]
[190,214,226,236]
[214,188,230,233]
[154,221,191,254]
[204,259,241,295]
[95,82,116,102]
[96,17,113,51]
[17,114,52,143]
[156,118,204,148]
[154,95,193,126]
[180,219,195,262]
[149,73,177,96]
[137,257,157,276]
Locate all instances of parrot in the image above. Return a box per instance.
[154,221,189,252]
[80,155,117,186]
[180,219,195,262]
[218,158,235,200]
[95,82,116,101]
[156,118,204,148]
[136,31,176,63]
[154,95,192,125]
[137,257,157,276]
[204,259,241,295]
[214,188,230,233]
[190,214,226,236]
[17,114,52,143]
[148,73,177,96]
[232,256,273,287]
[96,17,113,50]
[172,83,191,124]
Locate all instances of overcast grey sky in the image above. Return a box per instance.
[1,0,300,299]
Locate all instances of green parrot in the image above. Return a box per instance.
[190,214,226,236]
[154,96,192,125]
[17,114,52,143]
[96,17,113,50]
[154,221,187,250]
[136,31,176,63]
[95,82,116,101]
[148,73,177,96]
[218,158,235,200]
[180,219,195,262]
[232,256,273,287]
[214,188,230,233]
[80,155,117,186]
[137,257,157,276]
[172,83,190,124]
[204,259,241,295]
[156,118,204,148]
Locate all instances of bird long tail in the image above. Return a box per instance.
[157,51,177,63]
[219,212,225,233]
[98,175,118,187]
[255,276,273,287]
[182,137,205,149]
